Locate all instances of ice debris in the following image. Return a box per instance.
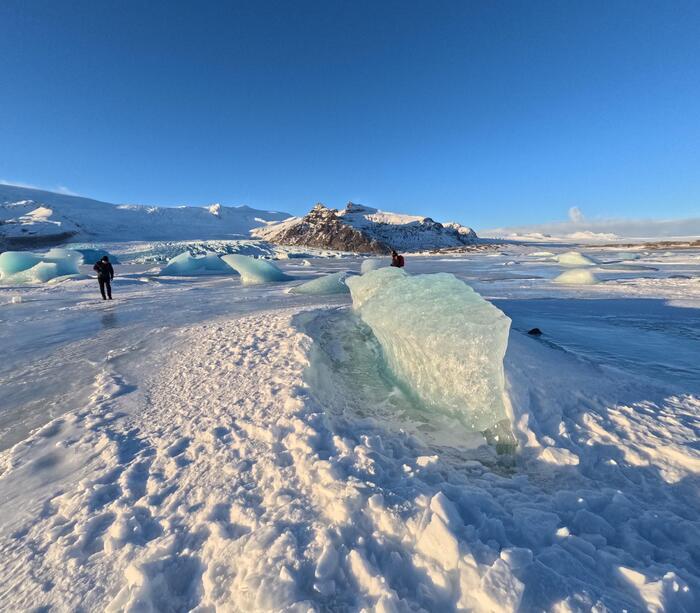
[0,248,82,283]
[288,271,350,295]
[346,267,511,431]
[556,251,597,267]
[553,269,599,285]
[221,254,293,285]
[160,252,234,276]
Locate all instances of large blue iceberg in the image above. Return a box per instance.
[346,267,511,432]
[288,271,350,295]
[0,248,83,283]
[160,252,234,276]
[221,254,293,285]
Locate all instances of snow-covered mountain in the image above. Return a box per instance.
[253,202,478,253]
[0,184,290,248]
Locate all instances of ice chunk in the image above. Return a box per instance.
[221,254,292,285]
[0,248,81,283]
[75,248,120,265]
[44,248,83,275]
[556,251,596,267]
[346,267,511,432]
[0,251,41,275]
[160,252,234,276]
[553,269,599,285]
[530,251,555,257]
[288,271,350,295]
[361,258,388,274]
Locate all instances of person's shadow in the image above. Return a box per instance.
[101,311,118,329]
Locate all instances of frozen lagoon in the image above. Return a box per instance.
[1,244,699,611]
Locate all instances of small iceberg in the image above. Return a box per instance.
[0,248,82,283]
[553,269,599,285]
[221,254,293,285]
[160,252,234,276]
[346,267,512,432]
[360,258,387,274]
[556,251,597,267]
[288,272,350,295]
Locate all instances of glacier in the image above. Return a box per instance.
[0,248,82,283]
[288,271,350,295]
[160,252,234,276]
[221,254,293,285]
[346,267,512,432]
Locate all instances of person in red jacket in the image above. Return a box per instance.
[391,250,405,268]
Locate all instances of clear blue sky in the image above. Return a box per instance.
[1,1,699,229]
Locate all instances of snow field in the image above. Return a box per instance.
[2,307,698,611]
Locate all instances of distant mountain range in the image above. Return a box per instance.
[0,184,289,249]
[253,202,478,253]
[0,184,478,253]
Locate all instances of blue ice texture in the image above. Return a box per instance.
[346,267,512,432]
[288,271,351,295]
[0,248,82,283]
[220,254,293,285]
[160,252,235,276]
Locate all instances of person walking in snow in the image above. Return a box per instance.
[391,250,405,268]
[93,255,114,300]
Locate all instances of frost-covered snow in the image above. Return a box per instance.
[1,245,699,611]
[220,254,293,284]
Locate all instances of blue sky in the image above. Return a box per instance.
[1,1,699,230]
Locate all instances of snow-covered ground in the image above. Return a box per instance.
[1,245,699,611]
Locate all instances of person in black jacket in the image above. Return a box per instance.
[93,256,115,300]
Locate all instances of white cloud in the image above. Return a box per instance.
[0,179,79,196]
[482,207,700,241]
[568,206,584,223]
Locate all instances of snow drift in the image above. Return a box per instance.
[346,267,511,432]
[220,254,292,285]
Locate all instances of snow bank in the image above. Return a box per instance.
[288,271,350,295]
[221,254,292,284]
[160,252,234,276]
[346,267,511,432]
[0,248,82,283]
[556,250,597,266]
[553,269,600,285]
[360,258,387,274]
